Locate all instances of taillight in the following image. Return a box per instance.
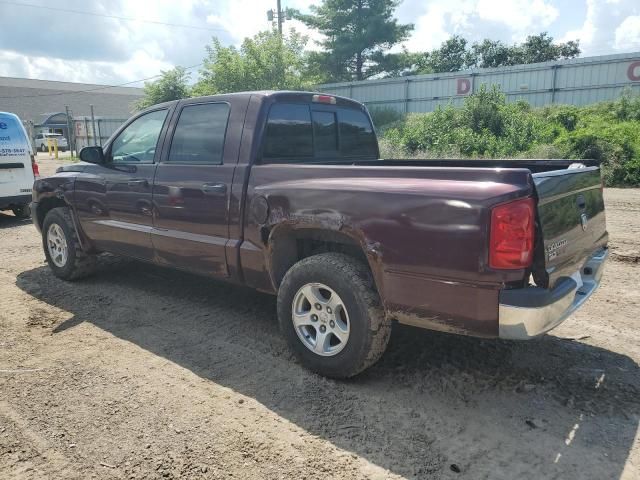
[312,94,336,104]
[489,197,535,269]
[31,154,40,178]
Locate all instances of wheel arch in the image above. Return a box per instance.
[37,196,94,253]
[35,196,67,231]
[266,224,385,299]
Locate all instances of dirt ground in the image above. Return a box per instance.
[1,156,639,479]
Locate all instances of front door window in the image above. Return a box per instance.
[110,109,168,163]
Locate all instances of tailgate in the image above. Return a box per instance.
[533,166,608,288]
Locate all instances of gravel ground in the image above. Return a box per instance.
[1,157,638,479]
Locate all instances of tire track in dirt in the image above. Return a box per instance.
[1,189,640,479]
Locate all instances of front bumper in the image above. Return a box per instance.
[498,248,608,339]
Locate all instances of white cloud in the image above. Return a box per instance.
[560,0,640,55]
[206,0,323,50]
[0,0,639,85]
[402,0,560,52]
[614,15,640,51]
[476,0,558,34]
[0,49,174,85]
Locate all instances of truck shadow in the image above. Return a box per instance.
[16,259,639,479]
[0,212,32,229]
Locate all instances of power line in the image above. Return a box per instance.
[0,0,226,32]
[0,63,204,99]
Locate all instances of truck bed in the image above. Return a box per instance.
[339,158,600,174]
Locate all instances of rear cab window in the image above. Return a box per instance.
[0,114,30,160]
[168,102,230,164]
[262,101,377,162]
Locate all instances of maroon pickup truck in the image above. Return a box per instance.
[31,91,608,378]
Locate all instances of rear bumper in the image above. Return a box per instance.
[0,194,31,210]
[498,248,608,339]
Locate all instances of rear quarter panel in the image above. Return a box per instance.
[242,164,534,337]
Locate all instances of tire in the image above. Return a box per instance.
[277,253,391,378]
[40,143,47,152]
[11,204,31,219]
[42,207,97,281]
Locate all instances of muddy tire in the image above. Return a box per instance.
[277,253,391,378]
[42,207,96,281]
[11,205,31,219]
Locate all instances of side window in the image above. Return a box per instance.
[263,103,313,159]
[312,111,337,156]
[110,109,168,164]
[168,103,230,164]
[338,108,377,157]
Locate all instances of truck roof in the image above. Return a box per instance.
[141,91,365,113]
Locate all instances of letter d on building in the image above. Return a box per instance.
[457,78,471,95]
[628,61,640,81]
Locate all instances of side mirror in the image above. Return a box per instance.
[79,146,105,164]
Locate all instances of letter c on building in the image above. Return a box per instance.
[457,78,471,95]
[628,61,640,81]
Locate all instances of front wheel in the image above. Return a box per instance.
[277,253,391,378]
[42,207,97,280]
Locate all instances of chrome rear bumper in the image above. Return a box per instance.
[498,248,608,339]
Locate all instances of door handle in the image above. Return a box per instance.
[201,183,227,195]
[128,179,149,187]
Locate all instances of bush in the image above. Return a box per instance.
[380,87,640,186]
[460,85,506,136]
[369,107,405,130]
[613,87,640,121]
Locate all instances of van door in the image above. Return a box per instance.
[152,99,242,277]
[0,113,34,205]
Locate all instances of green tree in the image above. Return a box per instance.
[516,32,580,64]
[370,47,420,78]
[135,67,191,110]
[416,35,472,73]
[295,0,413,81]
[193,30,313,95]
[470,39,516,69]
[416,33,581,74]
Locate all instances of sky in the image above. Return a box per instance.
[0,0,638,86]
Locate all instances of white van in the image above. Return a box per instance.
[0,112,39,218]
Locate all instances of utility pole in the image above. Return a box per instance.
[267,1,288,34]
[64,105,75,155]
[276,0,283,34]
[90,105,97,147]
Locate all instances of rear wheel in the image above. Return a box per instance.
[11,205,30,219]
[42,207,96,280]
[277,253,391,378]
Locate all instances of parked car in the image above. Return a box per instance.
[34,132,68,152]
[1,111,39,218]
[31,92,608,377]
